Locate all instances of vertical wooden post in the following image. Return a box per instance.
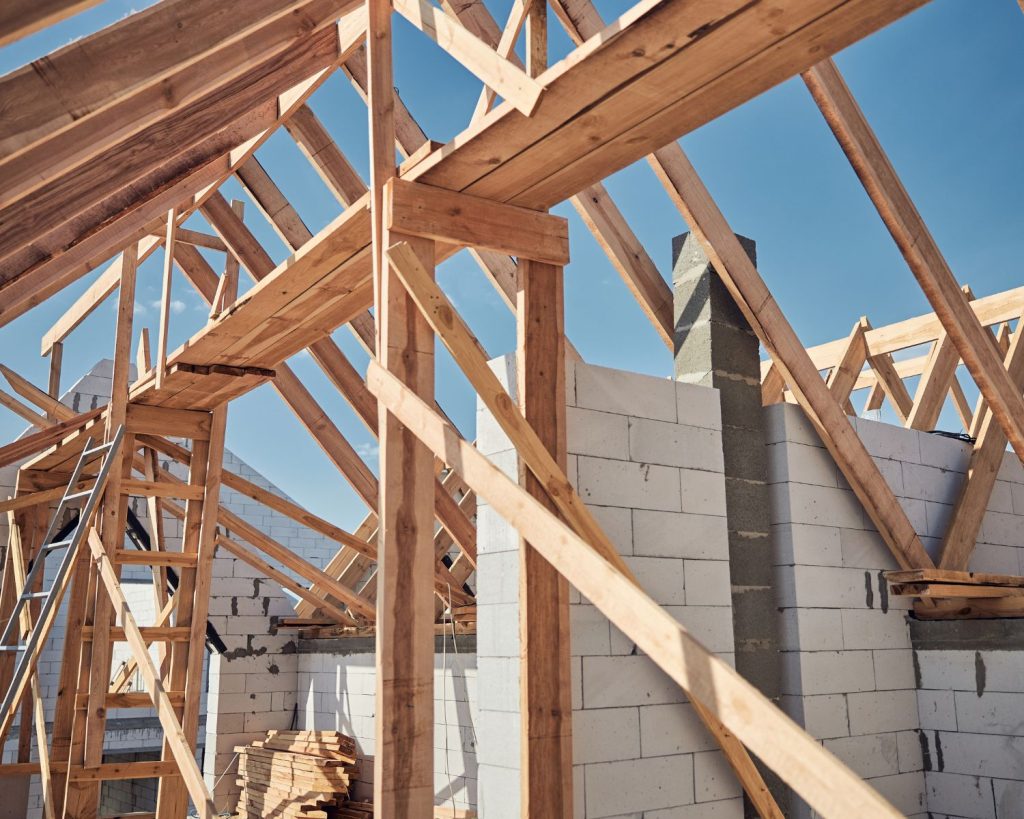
[156,209,177,390]
[374,231,437,818]
[47,341,62,421]
[517,259,574,817]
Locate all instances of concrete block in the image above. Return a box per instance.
[575,364,677,422]
[584,755,695,817]
[776,564,880,609]
[902,462,962,505]
[772,523,843,567]
[567,406,630,460]
[583,656,687,709]
[857,418,921,464]
[762,403,820,448]
[994,778,1024,818]
[981,511,1024,549]
[678,468,727,517]
[589,504,634,557]
[477,658,519,712]
[625,556,686,605]
[917,688,958,731]
[783,650,876,696]
[873,649,917,690]
[665,606,734,654]
[895,729,924,774]
[646,798,742,819]
[573,706,641,764]
[777,608,844,652]
[577,456,682,512]
[868,771,926,816]
[682,560,731,606]
[628,417,724,473]
[477,602,520,657]
[675,381,722,431]
[823,732,900,779]
[693,751,741,802]
[954,691,1024,736]
[771,482,864,530]
[841,610,912,650]
[766,441,838,487]
[476,710,520,770]
[926,771,996,819]
[847,689,920,735]
[988,481,1014,514]
[475,550,519,604]
[968,542,1021,575]
[632,510,728,560]
[919,432,971,473]
[639,703,718,757]
[571,604,612,655]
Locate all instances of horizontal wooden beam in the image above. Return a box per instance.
[0,0,102,48]
[386,178,569,265]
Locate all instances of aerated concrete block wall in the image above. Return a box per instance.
[766,401,1024,818]
[476,356,741,819]
[295,637,478,809]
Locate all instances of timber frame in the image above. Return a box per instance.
[0,0,1020,816]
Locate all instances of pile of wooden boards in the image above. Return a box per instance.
[235,730,362,818]
[886,568,1024,619]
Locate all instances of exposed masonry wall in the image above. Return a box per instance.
[767,401,1024,819]
[97,750,160,815]
[0,360,342,817]
[295,636,478,809]
[910,599,1024,818]
[476,357,740,819]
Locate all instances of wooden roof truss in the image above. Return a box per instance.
[0,0,1019,815]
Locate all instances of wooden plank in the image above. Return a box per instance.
[940,316,1024,569]
[891,583,1024,599]
[374,226,436,816]
[0,388,50,429]
[114,550,198,568]
[825,318,868,409]
[803,58,1024,462]
[286,105,367,206]
[365,362,902,818]
[648,146,932,571]
[0,363,74,422]
[865,351,913,424]
[125,404,211,440]
[884,568,1024,588]
[393,0,543,116]
[0,0,102,48]
[386,178,569,266]
[119,480,205,501]
[905,334,958,430]
[0,409,104,470]
[155,210,177,391]
[469,0,532,124]
[913,597,1024,620]
[516,257,573,816]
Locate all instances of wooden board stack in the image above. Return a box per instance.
[235,730,361,818]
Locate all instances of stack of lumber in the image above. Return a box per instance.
[886,569,1024,619]
[235,730,360,818]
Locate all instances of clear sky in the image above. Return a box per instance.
[1,0,1022,531]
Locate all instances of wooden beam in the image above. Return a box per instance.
[0,364,73,422]
[825,318,868,409]
[803,59,1024,462]
[865,352,913,423]
[393,0,543,116]
[365,362,901,818]
[285,105,367,206]
[940,316,1024,570]
[155,211,177,391]
[516,256,573,816]
[469,0,532,124]
[386,178,569,266]
[905,334,958,431]
[0,0,103,48]
[648,146,932,571]
[374,228,437,817]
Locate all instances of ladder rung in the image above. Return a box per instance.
[114,549,198,567]
[83,442,114,457]
[63,490,94,502]
[0,645,25,652]
[44,539,74,552]
[20,592,48,600]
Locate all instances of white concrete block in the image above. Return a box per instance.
[776,564,879,609]
[841,610,911,650]
[577,456,682,511]
[988,481,1014,514]
[766,441,838,487]
[762,403,820,448]
[783,650,876,696]
[628,417,724,473]
[589,504,634,557]
[682,560,731,607]
[639,703,718,757]
[665,606,735,654]
[994,778,1024,818]
[919,432,970,473]
[571,604,613,655]
[646,798,742,819]
[777,608,844,652]
[632,510,728,560]
[968,542,1021,575]
[772,523,843,567]
[625,556,687,605]
[868,771,926,816]
[573,706,641,764]
[857,418,921,464]
[575,364,677,422]
[567,406,630,460]
[678,468,727,517]
[926,771,996,819]
[675,382,721,431]
[823,732,900,779]
[582,656,687,709]
[937,730,1024,780]
[873,649,917,690]
[771,482,864,530]
[917,688,958,731]
[896,729,924,774]
[955,690,1024,736]
[902,462,961,505]
[981,511,1024,549]
[847,689,920,735]
[584,755,695,817]
[693,751,741,802]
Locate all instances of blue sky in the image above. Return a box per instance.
[1,0,1022,530]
